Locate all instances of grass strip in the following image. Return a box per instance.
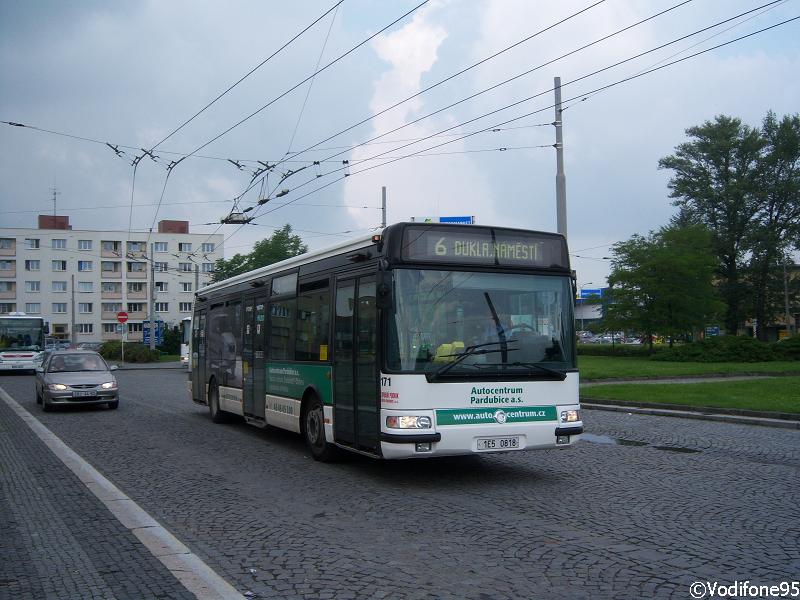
[581,377,800,414]
[578,356,800,380]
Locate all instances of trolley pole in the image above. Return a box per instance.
[381,186,387,228]
[554,76,567,238]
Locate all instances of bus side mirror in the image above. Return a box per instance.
[43,323,50,334]
[376,271,393,310]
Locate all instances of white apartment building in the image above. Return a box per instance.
[0,216,223,343]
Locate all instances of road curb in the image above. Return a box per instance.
[0,385,244,600]
[582,401,800,430]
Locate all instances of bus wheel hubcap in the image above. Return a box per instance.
[308,409,321,444]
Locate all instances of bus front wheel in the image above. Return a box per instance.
[303,396,338,462]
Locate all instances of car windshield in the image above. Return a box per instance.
[386,269,575,375]
[48,354,108,373]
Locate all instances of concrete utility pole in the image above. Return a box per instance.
[195,264,199,294]
[70,274,76,342]
[149,243,156,351]
[381,186,387,228]
[554,77,567,238]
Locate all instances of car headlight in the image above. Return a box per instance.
[100,381,117,390]
[386,415,432,429]
[48,383,68,391]
[560,409,581,423]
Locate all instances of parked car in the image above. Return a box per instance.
[76,342,103,351]
[35,350,119,411]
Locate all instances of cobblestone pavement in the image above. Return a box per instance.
[1,370,798,600]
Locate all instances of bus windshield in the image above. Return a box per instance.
[0,318,45,351]
[386,269,575,375]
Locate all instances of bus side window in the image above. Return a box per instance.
[268,298,296,360]
[295,279,330,361]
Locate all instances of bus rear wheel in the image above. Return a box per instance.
[304,396,338,462]
[208,382,227,424]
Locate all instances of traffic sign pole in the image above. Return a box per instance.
[116,312,128,365]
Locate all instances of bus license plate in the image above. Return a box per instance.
[72,390,94,397]
[476,436,520,451]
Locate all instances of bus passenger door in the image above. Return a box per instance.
[243,300,255,415]
[252,298,267,418]
[192,311,207,402]
[333,275,379,454]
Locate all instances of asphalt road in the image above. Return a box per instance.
[1,369,798,599]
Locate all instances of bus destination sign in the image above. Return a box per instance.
[401,226,568,268]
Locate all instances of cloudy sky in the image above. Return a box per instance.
[1,0,798,287]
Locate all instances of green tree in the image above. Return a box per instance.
[212,224,308,283]
[604,225,722,351]
[659,115,763,335]
[660,112,800,339]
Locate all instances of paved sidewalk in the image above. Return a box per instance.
[0,397,197,599]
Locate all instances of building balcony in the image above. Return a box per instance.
[101,270,122,279]
[0,290,15,299]
[127,290,147,299]
[127,331,143,342]
[101,246,122,258]
[0,268,16,278]
[101,311,120,320]
[101,291,122,300]
[127,270,147,279]
[127,311,147,320]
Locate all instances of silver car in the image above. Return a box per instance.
[35,350,119,411]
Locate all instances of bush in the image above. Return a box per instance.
[652,335,777,362]
[99,341,160,363]
[772,335,800,360]
[577,343,663,358]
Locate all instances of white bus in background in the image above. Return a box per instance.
[189,223,582,461]
[0,313,47,373]
[180,316,191,368]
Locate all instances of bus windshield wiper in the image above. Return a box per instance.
[496,362,567,380]
[428,341,518,382]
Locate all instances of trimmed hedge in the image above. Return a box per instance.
[577,343,663,358]
[651,335,778,362]
[773,335,800,360]
[99,341,161,363]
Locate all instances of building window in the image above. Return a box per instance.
[52,239,66,249]
[78,303,93,314]
[102,302,122,312]
[127,262,146,273]
[52,260,67,272]
[52,281,67,292]
[78,261,93,272]
[155,302,169,312]
[102,241,121,254]
[154,242,168,253]
[0,238,13,250]
[179,302,192,312]
[78,281,93,293]
[155,281,168,292]
[201,263,214,273]
[25,303,41,314]
[25,238,40,249]
[127,241,146,253]
[76,324,93,334]
[201,243,215,253]
[127,302,144,313]
[127,282,145,293]
[103,323,118,333]
[25,260,40,271]
[101,282,121,293]
[178,243,192,252]
[181,282,193,292]
[154,262,168,272]
[78,240,92,250]
[24,281,39,293]
[52,303,67,314]
[0,303,17,314]
[127,322,143,333]
[179,262,192,272]
[0,260,14,271]
[0,282,14,293]
[101,261,120,273]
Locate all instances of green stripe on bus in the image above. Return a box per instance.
[265,362,333,405]
[436,406,557,426]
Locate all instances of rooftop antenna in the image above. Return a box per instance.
[50,186,61,216]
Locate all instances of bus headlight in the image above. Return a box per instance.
[560,410,581,423]
[49,384,68,391]
[386,415,432,429]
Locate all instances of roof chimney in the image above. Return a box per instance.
[38,215,71,230]
[157,220,189,234]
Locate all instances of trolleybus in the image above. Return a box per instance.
[179,316,192,367]
[0,313,47,373]
[189,222,582,460]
